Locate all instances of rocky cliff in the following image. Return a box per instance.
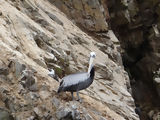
[0,0,140,120]
[108,0,160,119]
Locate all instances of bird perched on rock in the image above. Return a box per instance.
[48,69,59,82]
[57,52,96,102]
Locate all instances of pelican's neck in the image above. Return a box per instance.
[88,57,94,73]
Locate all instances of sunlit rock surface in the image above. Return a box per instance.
[0,0,139,119]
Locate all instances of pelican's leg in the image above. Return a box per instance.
[71,92,75,100]
[76,91,82,102]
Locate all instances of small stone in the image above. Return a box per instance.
[44,112,50,118]
[0,86,10,94]
[148,110,154,119]
[100,116,107,120]
[71,104,78,110]
[20,69,38,91]
[28,83,38,91]
[0,67,9,75]
[153,112,160,120]
[33,107,43,118]
[52,97,60,109]
[33,58,47,69]
[46,12,63,26]
[29,92,40,100]
[56,107,72,119]
[154,78,160,83]
[96,42,106,48]
[154,77,160,97]
[18,84,26,95]
[0,108,14,120]
[39,90,50,99]
[50,117,55,120]
[85,114,93,120]
[72,109,81,120]
[8,60,26,77]
[27,116,35,120]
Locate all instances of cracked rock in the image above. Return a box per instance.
[20,69,38,91]
[0,108,14,120]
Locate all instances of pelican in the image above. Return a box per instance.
[57,52,96,101]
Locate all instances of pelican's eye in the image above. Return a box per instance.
[92,54,96,58]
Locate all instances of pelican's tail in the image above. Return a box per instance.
[57,80,63,93]
[57,86,62,93]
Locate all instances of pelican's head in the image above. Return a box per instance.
[90,52,96,58]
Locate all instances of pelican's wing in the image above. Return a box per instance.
[62,72,89,87]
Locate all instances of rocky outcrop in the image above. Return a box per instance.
[49,0,123,67]
[49,0,109,32]
[0,0,139,120]
[108,0,160,119]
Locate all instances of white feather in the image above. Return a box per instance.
[48,69,55,77]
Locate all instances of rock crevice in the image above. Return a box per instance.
[108,0,160,119]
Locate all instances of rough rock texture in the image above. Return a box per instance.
[0,0,139,120]
[49,0,109,32]
[108,0,160,119]
[50,0,123,68]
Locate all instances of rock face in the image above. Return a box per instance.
[108,0,160,119]
[0,0,139,120]
[49,0,109,32]
[0,108,14,120]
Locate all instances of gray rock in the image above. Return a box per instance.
[50,118,55,120]
[29,92,40,100]
[71,109,81,120]
[18,84,26,95]
[56,107,72,119]
[5,100,16,113]
[39,90,50,99]
[0,67,9,75]
[46,12,63,26]
[27,116,35,120]
[0,86,10,94]
[33,58,47,69]
[28,83,38,91]
[153,112,160,120]
[154,77,160,97]
[99,116,107,120]
[0,108,14,120]
[85,114,93,120]
[56,105,81,120]
[148,110,154,119]
[33,107,43,118]
[52,97,60,109]
[8,60,26,78]
[20,69,38,91]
